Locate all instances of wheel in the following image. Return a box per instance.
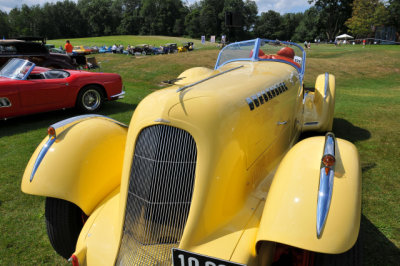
[45,197,86,259]
[76,85,103,112]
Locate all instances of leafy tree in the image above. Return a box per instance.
[292,7,321,42]
[254,10,283,39]
[388,0,400,35]
[78,0,121,36]
[139,0,186,35]
[184,3,202,38]
[280,12,304,41]
[199,0,224,37]
[308,0,353,40]
[220,0,258,41]
[0,11,10,38]
[345,0,389,38]
[41,0,87,39]
[117,0,142,35]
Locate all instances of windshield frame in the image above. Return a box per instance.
[0,58,35,80]
[215,38,306,81]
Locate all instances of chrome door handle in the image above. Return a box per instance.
[277,121,287,125]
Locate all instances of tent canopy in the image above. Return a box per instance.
[336,34,354,39]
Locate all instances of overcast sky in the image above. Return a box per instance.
[0,0,311,14]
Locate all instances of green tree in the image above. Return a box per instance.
[308,0,353,40]
[292,7,320,42]
[0,11,10,38]
[280,12,304,41]
[78,0,121,36]
[345,0,389,37]
[116,0,142,35]
[185,3,202,38]
[254,10,283,39]
[221,0,258,41]
[139,0,186,35]
[388,0,400,37]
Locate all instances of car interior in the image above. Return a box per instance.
[28,70,70,80]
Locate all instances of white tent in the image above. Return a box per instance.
[336,34,354,40]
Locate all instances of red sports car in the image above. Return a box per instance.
[0,58,125,119]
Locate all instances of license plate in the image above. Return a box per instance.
[172,248,246,266]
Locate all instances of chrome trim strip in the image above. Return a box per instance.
[176,65,243,92]
[110,90,125,99]
[50,114,128,138]
[316,132,336,238]
[324,72,329,100]
[30,136,56,182]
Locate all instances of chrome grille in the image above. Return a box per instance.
[116,125,197,265]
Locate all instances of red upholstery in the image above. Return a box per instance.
[277,47,295,59]
[270,55,300,68]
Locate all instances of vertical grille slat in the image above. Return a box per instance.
[116,125,197,265]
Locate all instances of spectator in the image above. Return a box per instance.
[65,40,73,55]
[112,44,117,54]
[304,40,308,49]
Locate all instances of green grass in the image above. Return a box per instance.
[49,35,217,50]
[1,38,399,264]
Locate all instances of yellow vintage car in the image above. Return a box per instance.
[21,39,361,266]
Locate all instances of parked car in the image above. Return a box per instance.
[0,38,80,69]
[73,45,92,55]
[98,46,111,53]
[49,48,66,54]
[21,39,361,265]
[132,44,153,55]
[178,41,194,52]
[165,42,178,53]
[90,46,99,54]
[0,58,125,119]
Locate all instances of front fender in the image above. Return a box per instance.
[256,136,361,254]
[21,115,127,214]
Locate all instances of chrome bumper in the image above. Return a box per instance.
[110,89,126,99]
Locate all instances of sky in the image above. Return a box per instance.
[0,0,311,14]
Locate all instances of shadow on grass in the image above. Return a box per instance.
[299,118,371,143]
[360,214,400,265]
[0,101,136,138]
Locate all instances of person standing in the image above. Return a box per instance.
[65,40,73,55]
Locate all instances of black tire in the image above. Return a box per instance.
[76,85,103,113]
[314,233,362,266]
[45,197,86,259]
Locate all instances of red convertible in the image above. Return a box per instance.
[0,58,125,119]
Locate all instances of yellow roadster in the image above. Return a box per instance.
[21,39,361,266]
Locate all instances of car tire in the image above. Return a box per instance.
[76,85,104,113]
[313,234,362,266]
[45,197,86,259]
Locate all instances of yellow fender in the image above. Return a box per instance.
[256,135,361,254]
[303,73,336,132]
[174,67,215,86]
[21,115,127,214]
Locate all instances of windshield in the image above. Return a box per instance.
[215,38,305,78]
[0,58,35,80]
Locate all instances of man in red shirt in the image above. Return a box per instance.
[65,40,73,54]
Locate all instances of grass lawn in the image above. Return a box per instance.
[0,37,399,265]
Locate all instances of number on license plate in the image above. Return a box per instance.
[172,248,246,266]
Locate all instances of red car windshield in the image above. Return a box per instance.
[0,58,35,80]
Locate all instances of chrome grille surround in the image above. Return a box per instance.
[116,125,197,265]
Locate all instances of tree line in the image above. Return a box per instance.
[0,0,399,43]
